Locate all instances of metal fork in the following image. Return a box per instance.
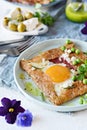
[0,36,39,56]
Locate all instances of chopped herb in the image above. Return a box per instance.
[34,11,55,26]
[84,51,87,55]
[77,64,87,74]
[77,74,85,81]
[50,0,55,2]
[76,63,87,81]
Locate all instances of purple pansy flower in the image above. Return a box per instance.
[16,110,33,127]
[0,97,25,124]
[81,22,87,34]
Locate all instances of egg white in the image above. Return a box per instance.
[42,61,75,96]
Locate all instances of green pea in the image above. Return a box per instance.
[79,97,83,104]
[84,60,87,65]
[71,47,75,52]
[84,51,87,55]
[72,75,77,81]
[61,46,66,51]
[83,79,87,84]
[66,39,71,44]
[76,59,81,64]
[84,93,87,98]
[75,49,80,54]
[83,99,87,104]
[72,60,77,65]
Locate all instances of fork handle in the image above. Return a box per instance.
[0,49,9,55]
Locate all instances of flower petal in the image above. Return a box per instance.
[16,110,33,127]
[15,106,25,114]
[12,100,21,109]
[1,97,11,109]
[16,106,25,113]
[12,99,25,113]
[81,26,87,34]
[85,22,87,26]
[11,99,17,106]
[0,107,7,116]
[5,113,17,124]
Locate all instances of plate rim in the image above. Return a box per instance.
[14,38,87,112]
[3,23,48,36]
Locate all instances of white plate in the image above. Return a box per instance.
[14,38,87,112]
[2,8,48,36]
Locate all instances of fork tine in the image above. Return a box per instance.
[18,39,39,53]
[16,36,34,49]
[16,36,36,50]
[17,37,39,53]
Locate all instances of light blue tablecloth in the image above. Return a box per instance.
[0,13,87,88]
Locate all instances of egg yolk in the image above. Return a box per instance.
[45,65,70,83]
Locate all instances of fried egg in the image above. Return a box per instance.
[31,58,75,92]
[42,61,75,90]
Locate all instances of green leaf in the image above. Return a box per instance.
[77,74,85,80]
[34,11,55,26]
[76,63,87,81]
[33,12,41,19]
[50,0,55,2]
[84,60,87,65]
[84,51,87,55]
[77,64,87,74]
